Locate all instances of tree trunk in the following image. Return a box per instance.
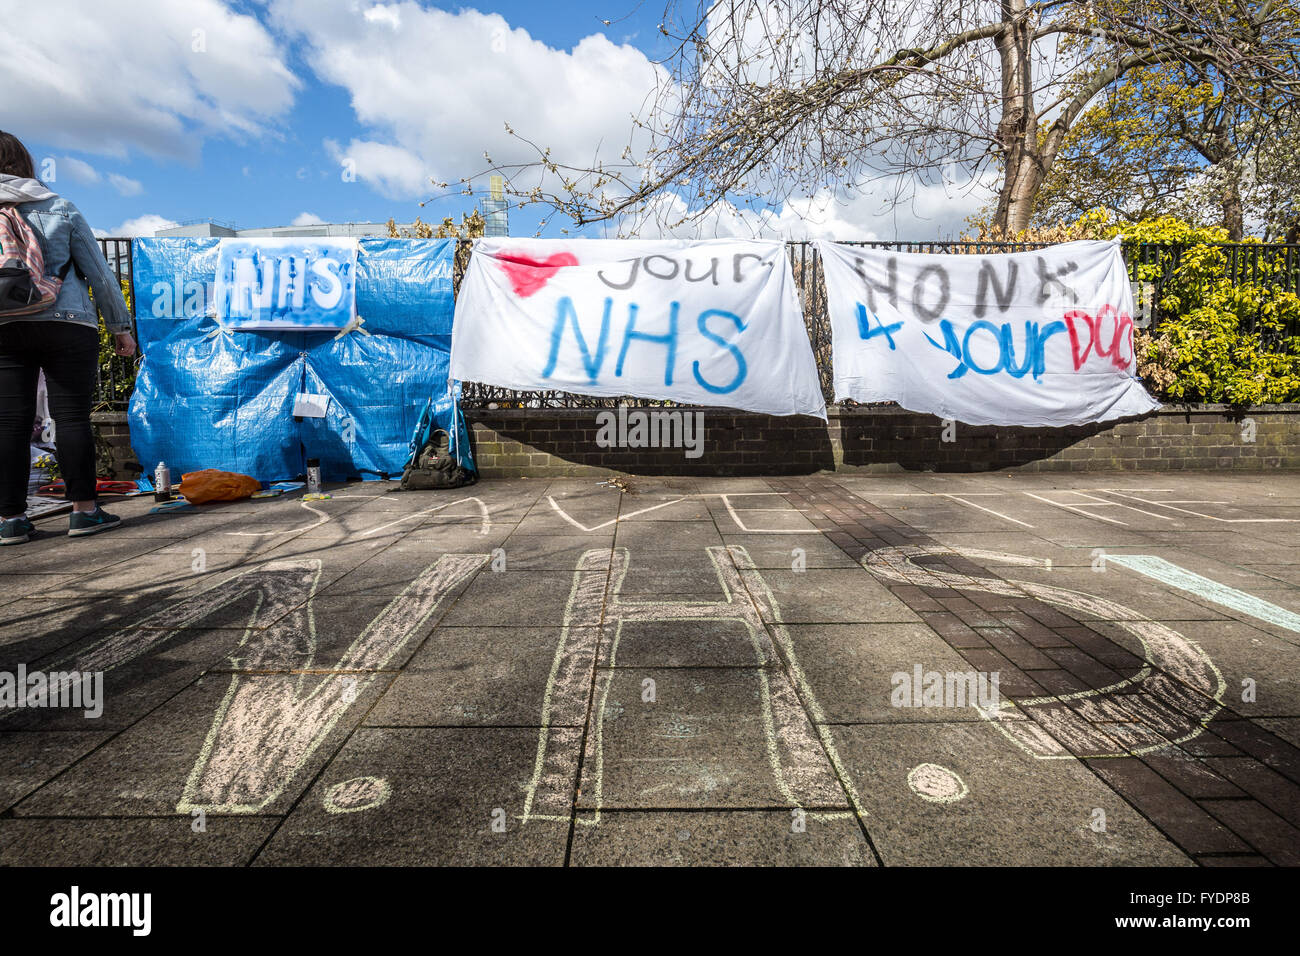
[1002,159,1042,234]
[1222,185,1244,240]
[992,0,1041,235]
[1215,122,1244,239]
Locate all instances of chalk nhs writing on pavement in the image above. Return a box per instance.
[819,238,1160,427]
[212,236,358,331]
[863,544,1225,760]
[450,238,826,419]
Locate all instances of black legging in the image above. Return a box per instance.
[0,321,99,516]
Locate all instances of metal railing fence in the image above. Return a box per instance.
[92,237,1300,409]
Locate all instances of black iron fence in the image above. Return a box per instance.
[93,238,137,409]
[93,237,1300,409]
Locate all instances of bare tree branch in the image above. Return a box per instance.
[454,0,1300,236]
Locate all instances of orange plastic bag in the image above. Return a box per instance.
[178,469,261,505]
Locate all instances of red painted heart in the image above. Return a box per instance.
[496,250,579,297]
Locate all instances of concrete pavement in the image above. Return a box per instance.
[1,471,1298,865]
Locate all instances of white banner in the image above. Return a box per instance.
[450,238,826,419]
[818,239,1160,426]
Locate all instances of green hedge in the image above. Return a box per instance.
[1116,219,1300,404]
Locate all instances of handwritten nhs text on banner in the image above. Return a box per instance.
[451,239,826,419]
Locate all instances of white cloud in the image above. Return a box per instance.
[0,0,298,160]
[291,211,326,226]
[12,1,997,240]
[271,1,663,202]
[324,138,436,201]
[362,4,402,30]
[52,157,144,197]
[58,156,101,186]
[622,170,999,242]
[107,214,180,237]
[273,2,991,238]
[107,173,145,197]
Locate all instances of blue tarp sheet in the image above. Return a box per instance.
[128,237,469,483]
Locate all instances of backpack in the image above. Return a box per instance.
[400,427,477,490]
[0,205,70,316]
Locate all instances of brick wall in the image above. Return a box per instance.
[466,404,1300,477]
[829,405,1300,472]
[469,408,835,477]
[92,411,140,479]
[90,404,1300,479]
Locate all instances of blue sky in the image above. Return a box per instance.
[3,0,988,240]
[7,1,664,236]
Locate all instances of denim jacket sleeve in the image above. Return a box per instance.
[69,203,133,334]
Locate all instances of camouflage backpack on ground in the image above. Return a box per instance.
[400,427,477,490]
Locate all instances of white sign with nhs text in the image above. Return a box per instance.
[450,238,826,419]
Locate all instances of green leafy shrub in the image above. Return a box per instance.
[92,278,138,409]
[1115,218,1300,404]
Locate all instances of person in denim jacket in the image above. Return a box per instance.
[0,129,137,544]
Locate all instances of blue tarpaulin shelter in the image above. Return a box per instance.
[128,237,471,483]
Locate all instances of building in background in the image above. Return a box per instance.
[95,219,426,277]
[154,220,418,239]
[481,175,509,238]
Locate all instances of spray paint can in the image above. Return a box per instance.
[153,461,172,502]
[306,458,322,495]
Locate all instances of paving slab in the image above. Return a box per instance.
[1144,530,1300,566]
[512,507,617,536]
[614,519,726,551]
[981,567,1233,621]
[750,568,923,624]
[252,727,575,866]
[0,596,154,670]
[0,731,114,812]
[437,569,592,627]
[717,533,859,568]
[785,623,995,724]
[222,589,450,672]
[0,573,83,605]
[569,810,878,866]
[496,534,614,570]
[12,671,395,816]
[610,547,741,596]
[0,627,238,731]
[615,495,714,521]
[1245,564,1300,588]
[1257,717,1300,748]
[0,533,178,576]
[315,543,487,598]
[0,816,278,866]
[577,667,847,811]
[1090,619,1300,719]
[365,625,599,727]
[151,531,295,558]
[2,471,1297,865]
[832,721,1193,865]
[598,619,769,668]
